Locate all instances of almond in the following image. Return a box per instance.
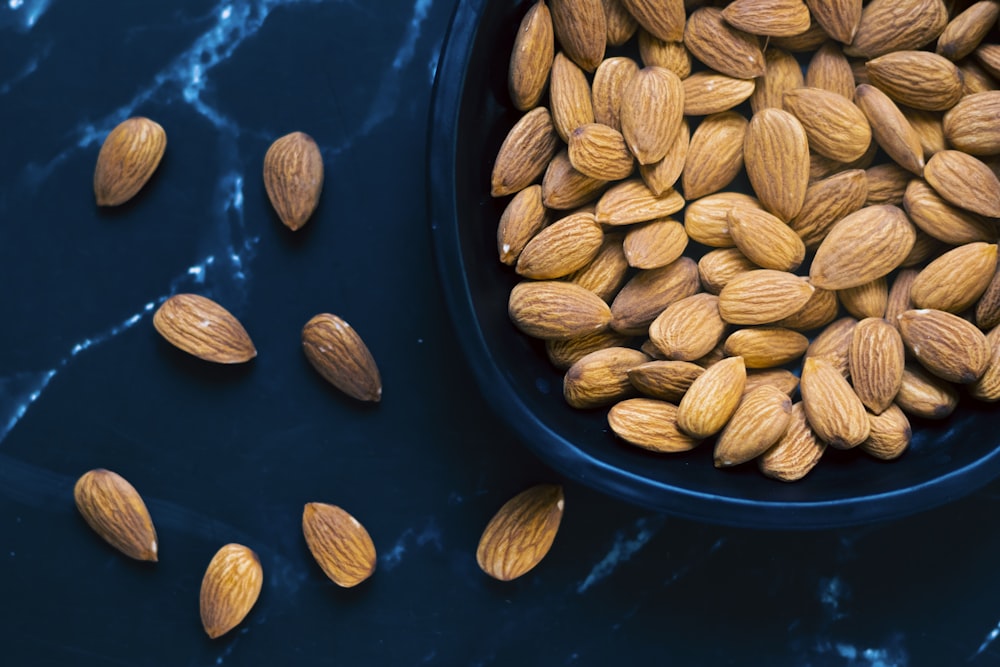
[623,218,688,269]
[638,119,689,195]
[714,385,794,467]
[567,231,630,300]
[516,211,605,279]
[637,29,691,77]
[789,169,869,249]
[861,404,912,460]
[936,0,1000,62]
[854,84,926,176]
[619,0,685,42]
[93,117,166,207]
[677,356,748,438]
[682,111,747,200]
[546,328,631,370]
[900,228,945,268]
[684,7,766,80]
[727,206,806,272]
[263,131,324,231]
[498,185,548,265]
[744,108,810,221]
[604,0,639,46]
[943,91,1000,156]
[838,277,888,320]
[721,0,812,38]
[302,313,382,402]
[610,257,700,335]
[476,484,564,581]
[595,178,685,225]
[744,368,800,396]
[592,56,639,133]
[846,0,948,58]
[804,0,862,44]
[809,205,916,290]
[492,107,560,197]
[900,106,947,158]
[750,48,805,114]
[923,150,1000,217]
[153,294,256,363]
[898,308,991,383]
[608,398,702,452]
[961,56,1000,95]
[805,316,858,378]
[895,363,959,419]
[550,52,596,143]
[74,469,158,562]
[697,247,757,295]
[549,0,605,72]
[718,269,815,325]
[783,87,872,163]
[564,346,650,408]
[864,163,911,206]
[849,317,905,414]
[757,402,826,481]
[865,51,964,111]
[768,21,829,52]
[976,263,1000,330]
[509,280,613,340]
[773,286,840,331]
[627,360,705,402]
[620,66,684,165]
[648,293,726,361]
[723,327,809,369]
[800,357,870,449]
[684,191,760,248]
[806,40,856,99]
[200,544,263,639]
[509,1,554,110]
[970,324,1000,401]
[541,149,609,209]
[910,242,998,313]
[885,268,918,331]
[681,71,757,116]
[302,502,376,587]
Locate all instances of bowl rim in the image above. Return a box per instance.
[426,0,1000,529]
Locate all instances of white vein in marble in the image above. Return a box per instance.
[0,0,50,32]
[380,517,443,571]
[576,515,666,593]
[972,618,1000,661]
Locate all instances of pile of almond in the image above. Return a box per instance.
[493,0,1000,481]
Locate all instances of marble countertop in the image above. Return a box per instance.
[1,0,999,665]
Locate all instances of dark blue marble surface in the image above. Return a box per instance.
[2,1,1000,665]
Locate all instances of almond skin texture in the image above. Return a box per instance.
[302,502,376,588]
[936,0,1000,62]
[970,325,1000,401]
[800,357,870,449]
[610,257,701,335]
[806,41,856,100]
[838,277,888,320]
[637,29,690,76]
[714,385,793,468]
[516,211,604,279]
[627,360,705,402]
[74,469,158,562]
[910,243,998,313]
[902,179,997,245]
[567,231,630,300]
[492,107,561,197]
[648,293,726,362]
[943,92,1000,156]
[604,0,639,46]
[563,346,650,408]
[302,313,382,402]
[804,0,862,44]
[684,7,766,80]
[681,72,757,117]
[94,117,166,207]
[718,270,815,325]
[744,108,810,221]
[809,205,916,290]
[153,294,256,363]
[698,247,757,295]
[849,317,905,414]
[751,48,805,114]
[619,0,685,42]
[541,149,609,210]
[977,264,1000,331]
[550,52,596,143]
[623,218,688,269]
[896,363,959,419]
[865,51,964,111]
[546,328,631,370]
[854,84,926,176]
[608,398,701,452]
[773,286,840,331]
[498,185,548,266]
[861,404,912,460]
[568,123,635,181]
[723,327,809,369]
[682,111,748,200]
[757,402,826,482]
[684,191,760,248]
[805,316,858,378]
[789,169,869,250]
[783,87,872,163]
[898,309,991,384]
[847,0,949,58]
[595,178,685,226]
[924,150,1000,218]
[476,484,564,581]
[200,544,263,639]
[592,56,640,133]
[549,0,605,72]
[721,0,812,38]
[676,356,747,439]
[639,119,689,196]
[263,131,324,231]
[509,280,613,340]
[727,206,806,272]
[620,67,684,165]
[509,0,555,111]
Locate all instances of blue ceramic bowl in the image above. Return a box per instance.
[427,0,1000,528]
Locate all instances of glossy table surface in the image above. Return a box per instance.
[2,1,1000,665]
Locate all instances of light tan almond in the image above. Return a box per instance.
[806,40,856,99]
[568,123,634,181]
[509,280,612,340]
[682,111,748,200]
[492,107,560,197]
[498,185,548,266]
[861,404,912,460]
[744,108,810,221]
[898,308,991,383]
[610,257,701,335]
[263,131,324,231]
[800,357,870,448]
[804,0,862,44]
[976,263,1000,330]
[693,341,728,369]
[849,317,905,414]
[648,293,725,361]
[564,346,650,408]
[961,58,1000,97]
[865,51,964,111]
[943,91,1000,156]
[723,327,809,369]
[476,484,564,581]
[773,286,840,331]
[718,270,815,325]
[681,71,757,116]
[302,503,376,588]
[854,84,926,176]
[509,1,555,110]
[302,313,382,402]
[595,178,685,225]
[567,231,630,300]
[910,242,998,313]
[551,52,596,143]
[807,144,878,181]
[864,163,911,206]
[805,316,858,378]
[623,218,688,269]
[750,48,805,114]
[936,0,1000,61]
[744,368,800,396]
[838,277,888,320]
[549,0,605,72]
[768,20,829,52]
[541,149,609,210]
[900,107,947,159]
[721,0,812,37]
[757,402,826,481]
[200,544,263,639]
[895,363,959,418]
[727,206,806,272]
[639,119,689,195]
[714,385,794,467]
[628,360,705,401]
[974,43,1000,80]
[900,228,945,268]
[516,211,604,279]
[970,325,1000,401]
[546,328,632,370]
[676,356,748,438]
[153,294,256,364]
[846,0,948,58]
[607,398,701,452]
[637,29,691,77]
[924,150,1000,217]
[74,469,158,562]
[620,67,684,165]
[698,247,758,295]
[885,268,918,330]
[684,191,760,248]
[592,56,639,132]
[604,0,639,46]
[94,117,166,207]
[684,7,766,80]
[619,0,685,42]
[809,205,916,290]
[789,169,869,249]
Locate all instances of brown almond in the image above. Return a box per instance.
[718,270,815,325]
[492,107,560,197]
[302,313,382,402]
[509,1,555,110]
[864,163,912,206]
[684,7,766,80]
[895,363,959,418]
[263,131,324,231]
[806,41,856,99]
[804,0,862,44]
[976,263,1000,330]
[800,357,870,449]
[943,91,1000,156]
[684,191,760,248]
[638,119,690,195]
[768,21,829,52]
[903,179,997,245]
[854,84,926,176]
[808,143,878,181]
[789,169,869,249]
[693,341,729,369]
[619,0,685,42]
[898,308,991,383]
[698,247,758,295]
[546,328,632,370]
[568,123,635,181]
[623,218,688,269]
[592,56,639,133]
[509,280,612,340]
[302,503,376,588]
[610,257,701,335]
[637,29,691,77]
[541,149,609,210]
[498,185,548,266]
[744,108,810,221]
[727,206,806,272]
[714,385,794,467]
[809,205,916,290]
[681,71,757,116]
[648,293,726,361]
[567,231,630,300]
[865,51,964,111]
[910,242,998,313]
[900,228,946,268]
[74,469,158,562]
[861,404,912,460]
[805,316,858,378]
[721,0,812,38]
[153,294,256,364]
[516,211,604,279]
[773,286,840,331]
[620,66,684,165]
[595,178,685,225]
[564,346,650,408]
[924,150,1000,217]
[838,277,888,320]
[476,484,564,581]
[901,106,947,159]
[885,268,918,331]
[974,43,1000,81]
[682,111,748,200]
[757,402,826,482]
[549,0,605,72]
[936,0,1000,61]
[200,544,263,639]
[550,52,596,143]
[677,356,748,438]
[750,48,805,114]
[94,117,166,207]
[628,360,705,402]
[846,0,948,58]
[607,398,701,452]
[723,327,809,369]
[970,325,1000,401]
[849,317,905,414]
[604,0,639,46]
[744,368,801,396]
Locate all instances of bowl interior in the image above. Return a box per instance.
[428,0,1000,528]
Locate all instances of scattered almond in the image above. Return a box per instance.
[302,502,376,588]
[476,484,564,581]
[263,131,324,231]
[200,543,263,639]
[94,117,166,207]
[302,313,382,402]
[153,294,256,364]
[74,469,158,562]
